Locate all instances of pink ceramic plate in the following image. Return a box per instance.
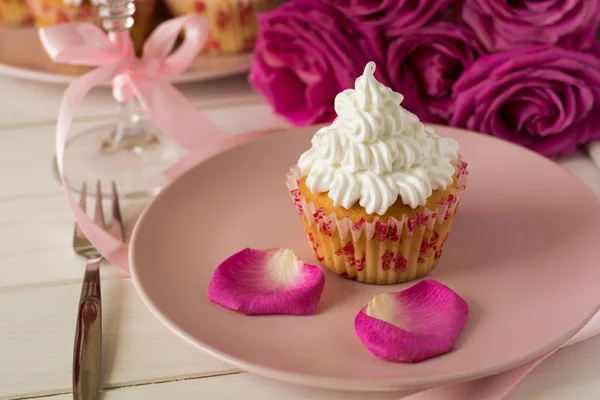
[130,126,600,392]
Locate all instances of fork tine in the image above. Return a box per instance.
[94,180,106,229]
[79,181,87,210]
[109,181,124,242]
[74,182,87,238]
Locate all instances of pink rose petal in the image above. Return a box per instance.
[355,280,468,363]
[208,248,325,315]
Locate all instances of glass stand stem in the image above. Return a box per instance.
[102,99,159,154]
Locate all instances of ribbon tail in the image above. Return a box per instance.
[400,355,550,400]
[130,75,227,153]
[565,309,600,346]
[56,63,130,273]
[401,308,600,400]
[164,128,284,181]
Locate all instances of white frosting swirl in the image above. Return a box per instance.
[298,62,459,215]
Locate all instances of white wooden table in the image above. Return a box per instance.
[1,73,600,400]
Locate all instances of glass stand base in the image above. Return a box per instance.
[54,120,186,199]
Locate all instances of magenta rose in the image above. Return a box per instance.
[387,22,482,123]
[328,0,453,33]
[249,0,388,126]
[461,0,600,52]
[450,47,600,158]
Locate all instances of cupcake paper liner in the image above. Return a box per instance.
[286,163,468,285]
[164,0,283,54]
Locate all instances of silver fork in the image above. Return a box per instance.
[72,181,124,400]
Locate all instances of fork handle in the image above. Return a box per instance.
[73,261,102,400]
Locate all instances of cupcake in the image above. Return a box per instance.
[25,0,155,53]
[164,0,284,54]
[25,0,98,27]
[0,0,32,25]
[286,62,468,285]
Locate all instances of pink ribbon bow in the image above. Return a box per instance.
[40,15,277,273]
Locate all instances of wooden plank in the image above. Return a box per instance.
[0,195,143,288]
[505,334,600,400]
[0,125,63,200]
[27,335,600,400]
[559,151,600,198]
[30,373,406,400]
[0,74,259,128]
[0,278,233,399]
